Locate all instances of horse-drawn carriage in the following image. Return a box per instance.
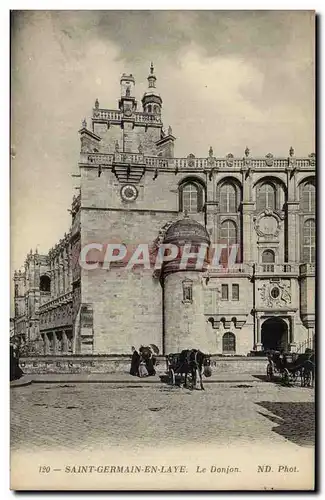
[266,349,315,387]
[166,349,212,390]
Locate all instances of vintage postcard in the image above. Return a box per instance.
[10,10,315,491]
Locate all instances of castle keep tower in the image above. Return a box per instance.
[162,216,211,354]
[13,65,315,360]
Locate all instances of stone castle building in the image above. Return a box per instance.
[13,64,316,357]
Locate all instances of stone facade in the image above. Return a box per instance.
[13,65,316,357]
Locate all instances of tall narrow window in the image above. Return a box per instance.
[222,332,236,353]
[183,183,198,213]
[180,181,204,213]
[232,284,239,301]
[220,220,238,265]
[220,220,237,247]
[302,219,315,263]
[182,279,193,303]
[301,182,315,213]
[221,284,229,300]
[220,183,237,213]
[257,183,276,211]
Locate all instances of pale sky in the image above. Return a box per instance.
[11,10,315,279]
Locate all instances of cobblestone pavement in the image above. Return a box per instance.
[11,381,314,454]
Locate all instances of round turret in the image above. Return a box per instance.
[162,215,210,276]
[162,216,212,354]
[164,217,210,246]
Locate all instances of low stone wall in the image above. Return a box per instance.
[19,355,268,375]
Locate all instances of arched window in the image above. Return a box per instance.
[301,182,315,213]
[302,219,315,263]
[222,332,236,353]
[147,104,152,113]
[220,220,237,247]
[262,250,275,263]
[257,183,276,211]
[219,183,237,213]
[179,180,204,213]
[40,275,51,292]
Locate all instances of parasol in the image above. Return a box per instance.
[149,344,160,356]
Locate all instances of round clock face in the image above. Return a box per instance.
[120,184,138,202]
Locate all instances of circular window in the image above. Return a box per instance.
[270,287,280,299]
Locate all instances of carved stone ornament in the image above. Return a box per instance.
[258,280,292,308]
[288,156,296,168]
[226,153,234,167]
[124,105,133,117]
[308,153,316,166]
[265,153,274,167]
[187,153,195,167]
[254,210,282,238]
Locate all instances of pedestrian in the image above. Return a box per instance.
[129,346,140,376]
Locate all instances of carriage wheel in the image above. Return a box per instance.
[291,371,298,385]
[266,363,273,381]
[169,368,175,386]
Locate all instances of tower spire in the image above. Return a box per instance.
[148,62,156,89]
[142,62,162,114]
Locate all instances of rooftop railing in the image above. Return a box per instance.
[254,264,300,274]
[39,291,73,313]
[84,153,315,170]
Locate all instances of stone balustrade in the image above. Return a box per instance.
[84,153,315,170]
[113,152,145,164]
[88,153,114,165]
[254,263,300,275]
[39,291,73,313]
[93,109,122,121]
[92,108,162,124]
[207,264,253,276]
[134,112,162,123]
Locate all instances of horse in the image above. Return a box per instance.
[178,349,211,390]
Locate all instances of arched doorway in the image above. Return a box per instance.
[261,318,288,352]
[222,332,236,354]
